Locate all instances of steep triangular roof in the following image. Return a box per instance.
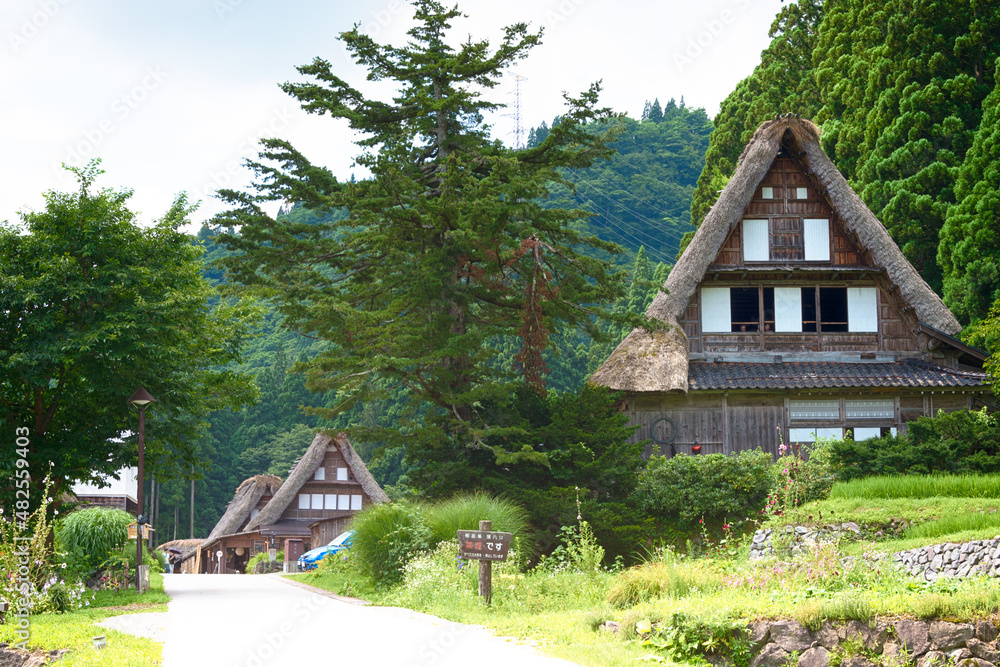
[203,474,282,544]
[591,116,960,393]
[244,432,388,531]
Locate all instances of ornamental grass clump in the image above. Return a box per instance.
[424,492,532,555]
[55,506,132,578]
[831,473,1000,500]
[349,501,431,587]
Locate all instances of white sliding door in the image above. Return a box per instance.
[701,287,731,333]
[847,287,878,332]
[774,287,803,332]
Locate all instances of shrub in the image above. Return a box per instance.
[631,450,772,526]
[246,549,283,574]
[830,409,1000,480]
[56,507,132,577]
[349,502,431,587]
[424,492,532,555]
[766,439,836,515]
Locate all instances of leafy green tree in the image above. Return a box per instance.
[939,60,1000,323]
[214,1,634,467]
[0,161,258,508]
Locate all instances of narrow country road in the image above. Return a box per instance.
[161,574,582,667]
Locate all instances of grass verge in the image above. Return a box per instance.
[0,572,168,667]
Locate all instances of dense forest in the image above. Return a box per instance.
[143,100,709,541]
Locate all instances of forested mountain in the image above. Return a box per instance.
[144,100,706,540]
[529,99,712,265]
[690,0,1000,322]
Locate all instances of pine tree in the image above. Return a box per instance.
[215,1,634,479]
[648,98,664,123]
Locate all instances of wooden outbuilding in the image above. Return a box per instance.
[187,432,388,573]
[591,116,991,457]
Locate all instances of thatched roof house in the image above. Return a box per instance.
[592,116,989,456]
[191,432,387,574]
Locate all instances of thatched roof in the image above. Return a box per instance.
[244,432,388,532]
[156,538,204,557]
[592,116,961,393]
[204,474,282,544]
[588,324,688,392]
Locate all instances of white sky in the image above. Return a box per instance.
[1,0,782,229]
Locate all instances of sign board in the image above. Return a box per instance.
[457,530,512,561]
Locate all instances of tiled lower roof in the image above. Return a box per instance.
[687,358,989,391]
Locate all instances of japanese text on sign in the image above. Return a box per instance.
[457,530,512,561]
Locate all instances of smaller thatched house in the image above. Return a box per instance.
[192,432,387,573]
[591,115,990,457]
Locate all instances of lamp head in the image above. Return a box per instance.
[129,387,156,408]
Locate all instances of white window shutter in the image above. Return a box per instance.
[796,187,808,199]
[298,494,310,510]
[338,494,350,510]
[851,427,881,441]
[312,494,324,509]
[324,494,337,510]
[848,287,878,332]
[742,219,769,261]
[774,287,803,332]
[815,428,844,440]
[761,187,773,199]
[314,467,325,481]
[350,495,363,510]
[804,219,830,261]
[337,468,348,481]
[701,287,732,333]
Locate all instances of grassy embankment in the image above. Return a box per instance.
[288,474,1000,667]
[0,573,169,667]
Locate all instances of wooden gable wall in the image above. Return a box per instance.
[680,149,926,358]
[278,444,373,524]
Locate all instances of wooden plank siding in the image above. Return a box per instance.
[625,390,977,460]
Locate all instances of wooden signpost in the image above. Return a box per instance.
[457,520,512,604]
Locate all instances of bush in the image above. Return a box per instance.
[349,502,431,587]
[766,440,836,515]
[55,507,132,577]
[246,549,283,574]
[631,450,772,526]
[424,492,532,554]
[830,409,1000,480]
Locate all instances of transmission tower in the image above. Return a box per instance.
[508,72,528,150]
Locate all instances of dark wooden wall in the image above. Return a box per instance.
[626,390,976,458]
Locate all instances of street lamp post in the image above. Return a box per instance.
[129,387,156,593]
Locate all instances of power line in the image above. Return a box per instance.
[563,168,692,247]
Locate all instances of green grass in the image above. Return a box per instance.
[830,474,1000,500]
[0,572,168,666]
[776,496,1000,531]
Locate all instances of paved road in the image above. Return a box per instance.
[161,574,581,667]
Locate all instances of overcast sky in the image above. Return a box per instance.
[1,0,783,229]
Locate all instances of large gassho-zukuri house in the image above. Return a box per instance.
[590,116,990,457]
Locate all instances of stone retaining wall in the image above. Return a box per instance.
[749,619,1000,667]
[893,539,1000,581]
[750,528,1000,582]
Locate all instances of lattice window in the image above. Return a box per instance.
[845,399,894,419]
[789,400,839,421]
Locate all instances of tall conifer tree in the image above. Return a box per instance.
[214,1,634,468]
